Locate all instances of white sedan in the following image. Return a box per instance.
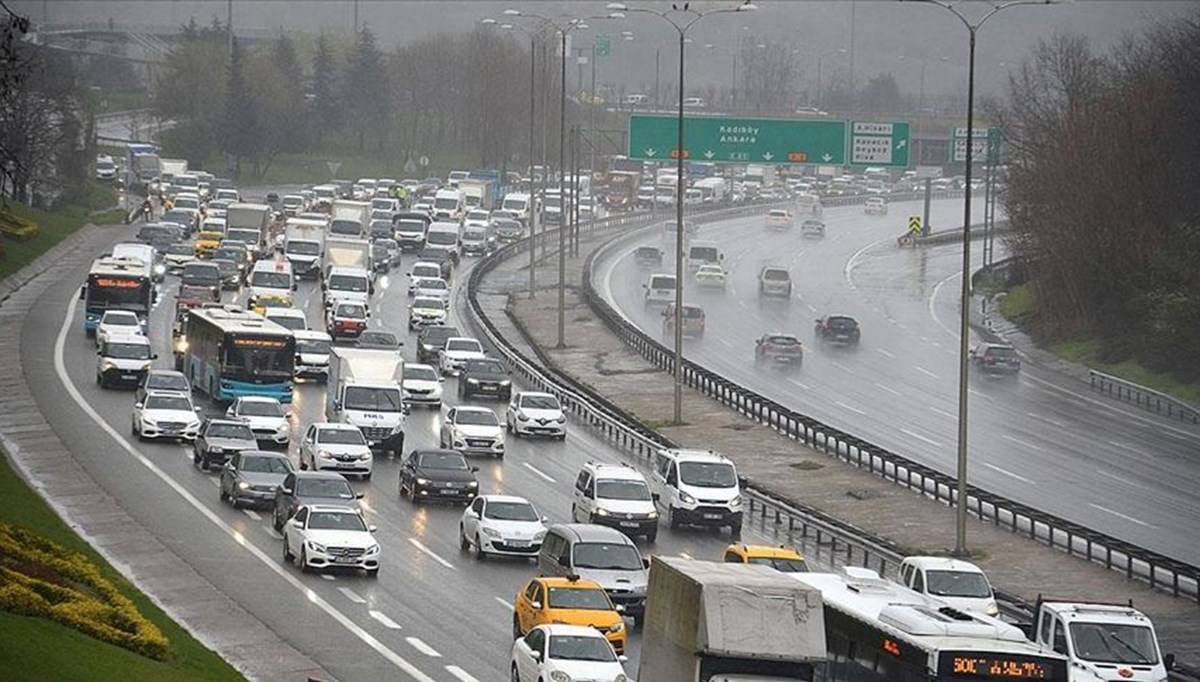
[459,494,547,560]
[407,262,444,295]
[132,390,201,442]
[511,624,628,682]
[408,296,447,329]
[412,276,450,302]
[438,337,486,376]
[440,405,505,458]
[281,504,380,577]
[505,392,567,440]
[693,264,728,290]
[401,363,443,407]
[225,396,290,448]
[96,310,145,347]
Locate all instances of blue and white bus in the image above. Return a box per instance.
[81,257,155,334]
[176,307,295,403]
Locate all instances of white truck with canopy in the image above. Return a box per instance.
[326,348,406,455]
[283,218,326,279]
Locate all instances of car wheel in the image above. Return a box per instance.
[272,508,284,531]
[669,507,681,529]
[200,452,210,471]
[512,615,521,640]
[555,433,566,442]
[511,664,521,682]
[192,447,201,467]
[219,484,229,503]
[299,456,308,471]
[459,525,470,552]
[731,521,743,541]
[299,547,310,573]
[646,528,658,544]
[367,567,379,579]
[282,535,294,563]
[362,471,372,481]
[633,612,645,629]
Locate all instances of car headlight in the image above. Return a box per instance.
[466,378,479,385]
[549,672,571,682]
[499,380,511,387]
[101,361,117,372]
[679,491,696,505]
[359,452,372,461]
[482,527,502,538]
[467,481,479,489]
[140,417,157,428]
[275,423,288,434]
[615,675,628,682]
[365,544,380,555]
[208,446,224,454]
[534,530,547,541]
[729,495,742,508]
[415,478,429,486]
[556,415,566,424]
[307,540,327,553]
[517,412,529,422]
[986,603,999,616]
[317,450,334,460]
[609,622,625,633]
[647,510,659,519]
[596,508,610,517]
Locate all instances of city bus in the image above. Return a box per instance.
[176,306,295,403]
[81,256,155,335]
[790,567,1069,682]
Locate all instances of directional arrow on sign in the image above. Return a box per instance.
[763,152,774,161]
[896,139,907,149]
[822,153,833,162]
[703,150,715,159]
[644,148,657,157]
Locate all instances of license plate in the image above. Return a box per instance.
[509,540,530,548]
[333,556,358,564]
[619,521,639,528]
[121,373,137,380]
[703,513,722,520]
[438,489,457,495]
[337,463,356,468]
[481,385,496,391]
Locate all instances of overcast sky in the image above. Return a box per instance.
[14,1,1193,100]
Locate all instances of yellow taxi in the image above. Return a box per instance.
[512,576,627,654]
[193,230,225,258]
[250,294,292,317]
[722,544,810,573]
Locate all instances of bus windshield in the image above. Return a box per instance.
[86,276,152,313]
[221,336,294,380]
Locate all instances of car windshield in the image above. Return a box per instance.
[423,328,460,345]
[238,400,284,417]
[317,428,367,445]
[463,229,486,241]
[404,365,439,381]
[465,360,504,374]
[985,346,1017,359]
[417,279,447,291]
[925,570,992,598]
[417,452,469,470]
[690,247,718,260]
[1068,622,1159,665]
[650,277,675,289]
[267,315,306,331]
[295,478,355,499]
[596,479,652,501]
[307,511,367,532]
[572,542,644,571]
[328,275,367,292]
[766,335,801,346]
[103,312,139,326]
[296,338,331,355]
[520,395,561,410]
[207,422,254,440]
[397,220,426,234]
[678,461,737,488]
[747,556,809,573]
[412,265,441,278]
[251,271,291,288]
[241,455,292,474]
[144,395,192,411]
[446,339,481,353]
[426,231,457,246]
[343,386,402,412]
[148,374,189,391]
[335,304,367,319]
[287,241,320,255]
[106,342,151,359]
[828,317,858,328]
[165,243,193,256]
[548,634,617,662]
[413,297,445,310]
[545,587,611,611]
[455,410,498,426]
[484,501,538,521]
[763,269,789,281]
[420,248,450,262]
[214,259,238,275]
[357,332,399,348]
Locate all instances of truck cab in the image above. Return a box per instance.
[1029,598,1172,682]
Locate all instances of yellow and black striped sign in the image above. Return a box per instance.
[908,216,922,234]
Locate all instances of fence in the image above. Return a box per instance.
[1089,371,1200,425]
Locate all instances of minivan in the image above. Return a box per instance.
[180,262,221,301]
[662,303,705,339]
[650,449,742,535]
[643,273,676,308]
[898,556,999,617]
[537,524,650,627]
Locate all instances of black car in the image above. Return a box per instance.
[814,315,861,346]
[356,330,403,351]
[136,223,184,247]
[398,449,480,505]
[135,369,191,405]
[634,245,664,267]
[371,243,392,273]
[272,470,362,530]
[180,262,222,301]
[418,246,456,277]
[193,418,258,471]
[459,358,512,400]
[416,325,461,363]
[213,258,242,290]
[970,343,1021,376]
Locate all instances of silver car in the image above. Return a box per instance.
[219,450,295,508]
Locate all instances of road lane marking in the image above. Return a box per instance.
[1096,469,1151,492]
[899,428,942,448]
[54,293,443,682]
[522,462,556,483]
[982,462,1035,484]
[494,597,514,610]
[929,271,961,338]
[339,587,367,604]
[1089,503,1155,528]
[968,388,995,402]
[873,382,902,396]
[210,478,220,487]
[370,610,402,630]
[264,528,283,540]
[446,666,481,682]
[1026,411,1067,428]
[915,366,939,379]
[929,406,956,420]
[830,361,853,374]
[717,338,734,349]
[787,378,811,390]
[320,574,336,581]
[406,637,442,657]
[1002,434,1045,452]
[242,509,261,520]
[835,401,867,416]
[408,538,455,569]
[679,552,693,560]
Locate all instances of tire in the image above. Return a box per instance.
[299,547,311,573]
[273,508,284,531]
[570,504,579,523]
[219,484,229,503]
[193,447,202,468]
[459,525,470,552]
[633,612,644,629]
[474,534,486,561]
[362,471,372,482]
[367,567,379,579]
[555,433,566,442]
[512,615,522,640]
[200,452,210,471]
[511,664,521,682]
[669,507,680,529]
[646,528,658,544]
[731,521,743,541]
[282,535,294,563]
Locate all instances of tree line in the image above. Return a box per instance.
[994,14,1200,381]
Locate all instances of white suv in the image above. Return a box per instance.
[650,449,742,536]
[571,461,659,542]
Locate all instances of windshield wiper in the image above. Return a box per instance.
[1104,632,1151,664]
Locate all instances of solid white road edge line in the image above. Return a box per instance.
[53,293,440,682]
[494,596,514,610]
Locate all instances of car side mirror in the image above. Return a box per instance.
[530,601,542,610]
[368,524,378,533]
[292,283,298,291]
[614,604,625,614]
[642,558,651,569]
[618,655,628,663]
[134,402,144,409]
[356,492,365,499]
[151,354,159,360]
[194,406,202,412]
[279,486,293,495]
[438,377,444,383]
[651,492,660,503]
[470,466,480,473]
[1165,654,1176,671]
[541,515,549,524]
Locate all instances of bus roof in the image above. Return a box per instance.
[89,256,153,278]
[188,307,293,336]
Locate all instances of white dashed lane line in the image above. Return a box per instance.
[1002,434,1045,453]
[982,462,1036,485]
[875,348,896,358]
[370,610,403,630]
[406,637,442,658]
[834,400,867,416]
[320,574,336,581]
[929,406,956,420]
[339,587,367,604]
[408,538,455,569]
[522,462,556,483]
[445,665,481,682]
[873,382,902,397]
[1088,503,1155,529]
[915,366,939,379]
[242,509,262,520]
[899,428,942,448]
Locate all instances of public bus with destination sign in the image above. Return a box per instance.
[790,567,1068,682]
[175,306,295,403]
[81,256,155,334]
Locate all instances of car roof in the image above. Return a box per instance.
[144,390,190,399]
[536,576,606,590]
[293,470,351,481]
[313,422,359,430]
[446,336,479,344]
[292,329,332,340]
[236,395,281,403]
[730,544,805,560]
[104,333,150,344]
[479,494,530,505]
[301,504,362,514]
[902,556,986,574]
[658,448,728,464]
[586,463,647,482]
[455,405,496,415]
[548,523,636,544]
[147,369,186,377]
[517,391,557,400]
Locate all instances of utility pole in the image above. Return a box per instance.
[227,0,233,56]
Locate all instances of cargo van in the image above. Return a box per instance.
[247,260,296,306]
[662,303,705,339]
[425,222,462,261]
[686,242,722,272]
[537,524,650,626]
[643,273,676,308]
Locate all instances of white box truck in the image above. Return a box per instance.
[326,348,407,455]
[283,218,326,280]
[225,203,273,259]
[744,164,776,189]
[639,557,826,682]
[330,199,371,238]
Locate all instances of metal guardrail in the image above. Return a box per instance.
[578,204,1200,605]
[1089,370,1200,425]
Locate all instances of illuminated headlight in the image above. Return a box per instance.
[986,603,999,616]
[482,527,502,538]
[275,423,288,434]
[101,361,117,372]
[596,508,610,517]
[549,671,571,682]
[416,478,429,486]
[154,264,166,275]
[237,481,251,490]
[647,509,659,519]
[466,378,480,385]
[317,450,334,460]
[466,481,479,489]
[365,544,380,555]
[729,495,742,508]
[307,540,327,553]
[499,380,511,387]
[679,491,696,505]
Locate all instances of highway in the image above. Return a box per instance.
[21,216,845,681]
[595,198,1200,566]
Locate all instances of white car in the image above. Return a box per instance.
[95,310,145,347]
[694,264,728,290]
[438,337,486,376]
[440,405,505,458]
[506,392,567,440]
[408,296,448,329]
[412,276,450,302]
[97,334,155,389]
[262,307,308,332]
[463,209,491,229]
[132,390,201,441]
[765,208,793,230]
[408,262,444,295]
[459,494,547,559]
[225,396,290,449]
[299,423,374,480]
[401,363,443,407]
[511,624,628,682]
[281,504,380,577]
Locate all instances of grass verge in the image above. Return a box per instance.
[998,283,1200,405]
[0,183,119,282]
[0,452,244,682]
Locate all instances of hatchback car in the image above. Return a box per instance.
[398,448,480,504]
[505,392,567,439]
[219,450,294,508]
[440,406,505,457]
[458,358,511,400]
[401,363,443,408]
[272,471,361,530]
[326,301,369,340]
[95,310,145,347]
[459,494,547,560]
[416,325,461,363]
[633,245,663,267]
[755,333,804,367]
[814,314,862,346]
[758,266,793,298]
[225,396,290,448]
[970,343,1021,376]
[662,303,706,339]
[800,219,826,238]
[511,624,628,682]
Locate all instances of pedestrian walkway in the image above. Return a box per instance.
[487,232,1200,669]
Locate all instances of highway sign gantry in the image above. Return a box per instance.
[627,114,911,167]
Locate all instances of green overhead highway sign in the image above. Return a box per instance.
[627,115,911,167]
[950,127,1002,164]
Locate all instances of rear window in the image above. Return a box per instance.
[650,276,676,289]
[985,346,1016,358]
[762,269,789,281]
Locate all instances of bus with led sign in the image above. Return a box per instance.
[81,257,154,334]
[176,307,295,403]
[789,567,1068,682]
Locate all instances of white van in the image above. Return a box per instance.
[432,189,464,221]
[686,242,723,272]
[570,461,658,542]
[425,222,462,259]
[643,273,676,308]
[650,449,742,535]
[247,260,296,306]
[897,556,999,617]
[500,192,530,222]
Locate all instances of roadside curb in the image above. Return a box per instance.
[0,222,337,682]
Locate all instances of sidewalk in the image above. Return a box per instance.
[485,233,1200,668]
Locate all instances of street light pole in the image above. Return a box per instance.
[909,0,1056,557]
[609,1,758,425]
